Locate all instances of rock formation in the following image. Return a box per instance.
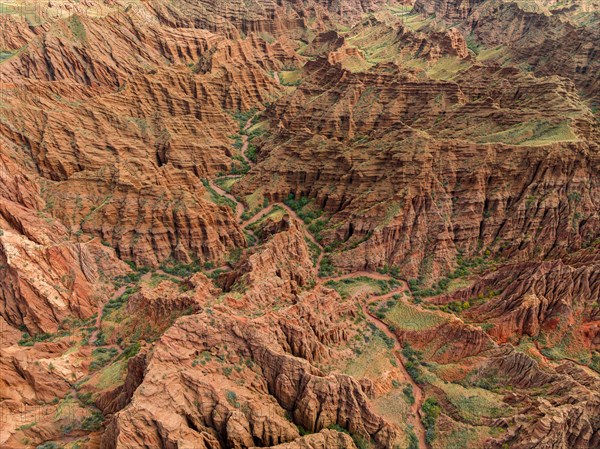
[0,0,598,448]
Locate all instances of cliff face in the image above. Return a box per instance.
[1,0,599,448]
[238,55,598,278]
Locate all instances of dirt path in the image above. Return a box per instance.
[362,291,428,449]
[89,285,125,345]
[208,179,245,220]
[322,271,395,283]
[206,133,430,445]
[239,134,253,166]
[240,203,276,228]
[209,117,427,446]
[240,203,322,248]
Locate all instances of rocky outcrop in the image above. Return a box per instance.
[97,350,148,416]
[265,429,357,449]
[101,289,398,449]
[479,347,600,449]
[440,249,600,348]
[220,214,315,306]
[0,152,128,333]
[146,0,401,39]
[0,11,301,266]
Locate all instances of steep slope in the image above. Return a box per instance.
[0,1,598,448]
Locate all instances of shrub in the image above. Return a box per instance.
[90,347,118,371]
[77,392,94,406]
[245,144,257,163]
[407,425,419,449]
[18,332,53,346]
[81,411,104,431]
[403,384,415,405]
[36,442,59,449]
[160,260,202,277]
[297,424,312,436]
[226,390,240,408]
[422,398,441,444]
[319,256,335,277]
[17,421,36,431]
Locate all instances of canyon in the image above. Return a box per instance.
[0,0,598,449]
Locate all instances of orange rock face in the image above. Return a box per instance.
[0,1,599,449]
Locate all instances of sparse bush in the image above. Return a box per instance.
[422,398,441,444]
[407,425,419,449]
[77,392,94,406]
[81,411,104,431]
[245,144,257,163]
[226,390,240,408]
[36,442,59,449]
[319,256,335,277]
[90,347,118,371]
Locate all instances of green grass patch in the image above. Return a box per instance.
[326,276,395,299]
[96,359,127,390]
[90,347,119,371]
[434,379,511,423]
[214,176,241,193]
[384,302,446,331]
[202,179,237,211]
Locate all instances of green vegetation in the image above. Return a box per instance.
[114,263,150,287]
[422,398,441,444]
[384,302,446,332]
[36,443,59,449]
[319,256,336,277]
[96,359,127,390]
[326,277,400,300]
[477,120,579,145]
[17,421,37,431]
[537,329,592,366]
[591,352,600,374]
[202,178,238,210]
[103,287,138,318]
[68,15,87,41]
[406,424,419,449]
[160,259,203,277]
[18,330,69,347]
[403,384,415,405]
[225,390,240,408]
[434,378,511,423]
[81,410,104,431]
[409,252,492,300]
[466,33,481,54]
[76,392,95,406]
[245,144,258,162]
[284,194,325,225]
[402,343,424,384]
[214,176,241,193]
[283,193,328,242]
[345,330,395,379]
[327,424,369,449]
[0,50,15,62]
[279,70,303,86]
[90,347,118,371]
[231,109,257,131]
[229,155,250,175]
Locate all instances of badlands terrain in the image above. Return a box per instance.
[0,0,599,448]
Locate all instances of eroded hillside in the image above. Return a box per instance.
[0,1,598,449]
